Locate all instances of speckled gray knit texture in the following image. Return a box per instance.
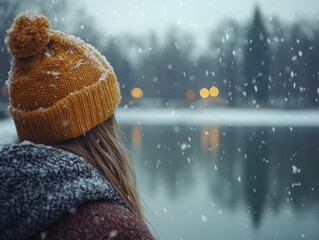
[0,141,126,240]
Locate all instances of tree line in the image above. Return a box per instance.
[1,2,319,109]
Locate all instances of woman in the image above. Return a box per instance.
[0,12,153,240]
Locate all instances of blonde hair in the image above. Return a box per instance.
[55,115,144,221]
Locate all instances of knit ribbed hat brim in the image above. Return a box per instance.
[10,71,120,144]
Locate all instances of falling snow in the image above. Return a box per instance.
[292,165,301,174]
[46,71,60,78]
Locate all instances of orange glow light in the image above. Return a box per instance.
[199,88,209,98]
[209,86,219,97]
[186,90,196,100]
[131,88,143,98]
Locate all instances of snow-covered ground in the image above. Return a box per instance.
[1,107,319,144]
[0,117,17,144]
[116,107,319,126]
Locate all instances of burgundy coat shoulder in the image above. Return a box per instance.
[0,142,153,240]
[31,201,153,240]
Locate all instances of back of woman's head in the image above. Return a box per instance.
[5,12,145,222]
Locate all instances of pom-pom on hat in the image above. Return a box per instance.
[7,13,50,58]
[6,12,121,144]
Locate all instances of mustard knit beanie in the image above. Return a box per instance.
[6,12,121,144]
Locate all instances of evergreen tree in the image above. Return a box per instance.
[209,20,244,107]
[244,7,270,107]
[308,27,319,108]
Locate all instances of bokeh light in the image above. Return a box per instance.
[199,88,209,98]
[186,90,196,100]
[131,88,143,98]
[209,86,219,97]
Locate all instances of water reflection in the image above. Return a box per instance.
[131,125,142,154]
[242,128,270,227]
[122,124,319,239]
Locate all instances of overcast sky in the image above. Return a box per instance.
[77,0,319,38]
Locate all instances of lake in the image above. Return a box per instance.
[120,123,319,240]
[1,110,319,240]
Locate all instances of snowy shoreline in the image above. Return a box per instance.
[116,107,319,126]
[1,107,319,143]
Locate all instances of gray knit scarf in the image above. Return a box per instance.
[0,141,126,240]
